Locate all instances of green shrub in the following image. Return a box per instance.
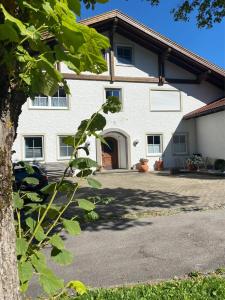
[214,159,225,172]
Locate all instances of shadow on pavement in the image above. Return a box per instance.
[60,187,200,232]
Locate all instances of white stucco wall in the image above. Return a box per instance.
[196,111,225,160]
[13,77,223,170]
[12,32,224,170]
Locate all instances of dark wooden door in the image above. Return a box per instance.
[101,137,118,170]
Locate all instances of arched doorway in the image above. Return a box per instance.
[96,128,131,170]
[101,137,118,170]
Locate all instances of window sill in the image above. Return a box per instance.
[29,107,69,110]
[57,157,71,161]
[147,153,162,157]
[23,158,44,161]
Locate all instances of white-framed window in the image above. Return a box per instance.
[24,136,44,160]
[150,89,181,111]
[105,88,122,110]
[58,136,73,159]
[31,87,68,109]
[147,134,163,155]
[33,95,48,107]
[116,46,133,65]
[173,133,188,155]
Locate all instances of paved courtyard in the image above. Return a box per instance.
[71,172,225,229]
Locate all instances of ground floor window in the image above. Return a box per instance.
[147,134,162,155]
[59,136,73,158]
[24,136,44,160]
[173,133,188,155]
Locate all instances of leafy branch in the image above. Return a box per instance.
[13,95,121,298]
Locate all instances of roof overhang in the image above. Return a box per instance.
[80,10,225,89]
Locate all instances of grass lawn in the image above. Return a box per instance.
[75,276,225,300]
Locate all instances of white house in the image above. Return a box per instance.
[12,10,225,170]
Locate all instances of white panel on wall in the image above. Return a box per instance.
[150,90,181,111]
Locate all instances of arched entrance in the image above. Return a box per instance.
[101,137,118,170]
[96,128,131,170]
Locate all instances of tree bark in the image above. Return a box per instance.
[0,78,26,298]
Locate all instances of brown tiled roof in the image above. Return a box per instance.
[183,97,225,119]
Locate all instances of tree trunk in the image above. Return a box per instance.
[0,85,26,299]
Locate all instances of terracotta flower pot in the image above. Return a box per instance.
[154,160,164,171]
[187,163,197,171]
[138,161,149,172]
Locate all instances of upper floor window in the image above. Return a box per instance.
[150,89,181,112]
[116,46,133,65]
[173,133,188,155]
[147,134,162,156]
[105,88,122,111]
[31,87,68,109]
[24,136,44,160]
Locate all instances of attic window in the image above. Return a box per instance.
[116,46,133,65]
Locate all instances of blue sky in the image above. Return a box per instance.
[80,0,225,69]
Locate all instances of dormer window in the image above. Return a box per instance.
[116,46,133,65]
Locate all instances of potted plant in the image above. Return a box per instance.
[138,158,149,172]
[154,157,164,171]
[186,155,203,171]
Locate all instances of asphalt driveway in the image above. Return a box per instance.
[29,209,225,298]
[29,172,225,297]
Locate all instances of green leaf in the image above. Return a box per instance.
[18,260,33,284]
[0,23,18,42]
[76,169,92,178]
[25,192,42,202]
[23,177,39,185]
[78,199,95,211]
[62,135,74,147]
[16,238,28,256]
[68,0,81,16]
[51,248,73,265]
[31,251,47,273]
[85,211,99,221]
[49,234,65,250]
[13,192,24,209]
[89,113,106,131]
[67,280,87,295]
[39,268,64,295]
[25,217,36,232]
[63,219,81,236]
[17,161,34,174]
[58,180,76,193]
[41,182,57,194]
[0,4,34,38]
[35,226,46,242]
[70,157,98,169]
[87,177,102,189]
[103,96,122,114]
[20,281,29,293]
